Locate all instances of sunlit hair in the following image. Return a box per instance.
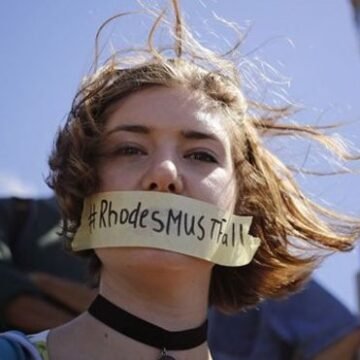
[47,0,360,312]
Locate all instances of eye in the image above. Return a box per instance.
[185,151,218,163]
[113,145,147,157]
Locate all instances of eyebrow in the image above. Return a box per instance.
[106,124,221,142]
[106,125,150,135]
[181,130,219,142]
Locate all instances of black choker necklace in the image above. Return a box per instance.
[88,295,208,360]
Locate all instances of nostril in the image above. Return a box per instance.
[149,183,157,190]
[168,183,176,192]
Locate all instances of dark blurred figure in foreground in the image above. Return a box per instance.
[0,196,359,359]
[0,197,96,332]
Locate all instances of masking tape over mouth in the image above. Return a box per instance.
[72,191,260,267]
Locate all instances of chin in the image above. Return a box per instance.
[96,246,213,273]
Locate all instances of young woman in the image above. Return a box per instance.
[1,1,359,359]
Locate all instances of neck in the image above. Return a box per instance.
[49,256,213,360]
[98,262,211,330]
[50,313,212,360]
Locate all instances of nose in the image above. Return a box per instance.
[142,158,183,194]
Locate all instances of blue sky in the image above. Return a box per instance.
[1,0,360,312]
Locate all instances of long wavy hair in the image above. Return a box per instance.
[47,0,360,312]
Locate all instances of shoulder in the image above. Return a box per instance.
[0,331,30,360]
[0,330,49,360]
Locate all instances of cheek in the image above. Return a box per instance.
[97,161,144,192]
[196,168,237,211]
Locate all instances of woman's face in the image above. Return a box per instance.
[98,86,237,210]
[96,86,237,274]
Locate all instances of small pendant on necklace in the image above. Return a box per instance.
[158,349,176,360]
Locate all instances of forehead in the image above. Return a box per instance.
[105,86,232,139]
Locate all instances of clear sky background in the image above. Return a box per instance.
[1,0,359,312]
